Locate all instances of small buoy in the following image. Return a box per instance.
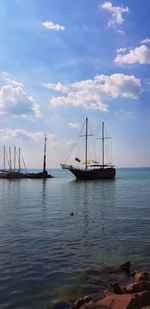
[70,212,74,216]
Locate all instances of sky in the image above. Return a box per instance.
[0,0,150,168]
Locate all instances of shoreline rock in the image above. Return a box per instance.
[72,263,150,309]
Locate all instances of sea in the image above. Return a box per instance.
[0,167,150,308]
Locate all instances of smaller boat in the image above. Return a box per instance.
[61,118,116,180]
[0,136,53,179]
[0,146,24,178]
[26,135,53,179]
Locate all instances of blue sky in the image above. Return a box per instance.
[0,0,150,168]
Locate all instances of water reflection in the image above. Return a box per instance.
[41,178,47,209]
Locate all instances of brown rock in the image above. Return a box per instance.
[136,291,150,307]
[125,281,150,294]
[83,296,93,303]
[132,271,150,282]
[111,282,123,294]
[80,294,134,309]
[73,296,92,308]
[73,297,85,308]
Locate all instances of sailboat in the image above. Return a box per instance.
[26,134,53,178]
[0,135,53,179]
[61,118,116,180]
[0,146,25,178]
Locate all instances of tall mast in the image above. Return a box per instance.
[14,146,16,170]
[102,122,104,166]
[19,147,21,172]
[43,134,47,173]
[4,146,5,170]
[9,146,12,170]
[85,118,88,169]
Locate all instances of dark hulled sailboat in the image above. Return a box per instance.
[61,118,116,180]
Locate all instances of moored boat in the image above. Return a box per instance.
[0,135,53,179]
[61,118,116,180]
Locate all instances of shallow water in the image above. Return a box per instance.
[0,168,150,308]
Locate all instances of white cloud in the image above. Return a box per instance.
[0,128,55,142]
[141,38,150,44]
[42,21,65,31]
[117,29,125,36]
[114,45,150,64]
[68,122,80,128]
[101,2,129,27]
[43,82,68,93]
[116,48,127,53]
[0,73,42,119]
[47,73,141,111]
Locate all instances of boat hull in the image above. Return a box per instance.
[68,167,116,180]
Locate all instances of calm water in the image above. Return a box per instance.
[0,168,150,308]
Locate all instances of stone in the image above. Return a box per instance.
[73,296,93,308]
[136,291,150,307]
[80,294,134,309]
[83,296,93,303]
[111,282,123,294]
[125,281,150,294]
[132,271,150,282]
[73,297,86,308]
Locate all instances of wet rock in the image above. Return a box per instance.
[80,292,150,308]
[125,281,150,294]
[137,291,150,307]
[83,296,93,303]
[111,282,123,294]
[80,294,134,309]
[120,261,131,273]
[73,296,92,308]
[73,268,150,309]
[132,271,150,282]
[73,297,86,308]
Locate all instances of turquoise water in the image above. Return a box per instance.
[0,168,150,308]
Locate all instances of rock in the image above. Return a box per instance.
[80,294,134,309]
[132,271,150,282]
[73,268,150,309]
[73,297,85,308]
[120,261,131,273]
[125,281,150,293]
[111,282,123,294]
[83,296,93,303]
[80,292,150,308]
[73,296,93,308]
[137,291,150,307]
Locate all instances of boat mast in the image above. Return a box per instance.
[4,146,5,171]
[85,118,88,170]
[102,122,104,167]
[14,146,16,171]
[9,146,12,170]
[43,134,47,173]
[19,147,21,172]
